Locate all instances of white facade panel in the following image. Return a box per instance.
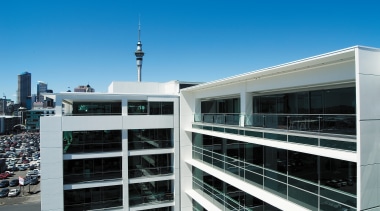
[360,164,379,209]
[42,159,63,179]
[358,120,380,165]
[40,116,62,132]
[41,178,64,211]
[40,131,62,148]
[61,116,122,131]
[245,61,355,93]
[123,115,173,129]
[357,74,380,120]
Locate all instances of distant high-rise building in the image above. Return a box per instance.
[37,81,48,102]
[17,72,31,108]
[74,84,95,92]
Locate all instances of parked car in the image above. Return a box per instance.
[18,166,27,171]
[8,188,20,197]
[30,176,39,185]
[0,172,11,179]
[29,165,35,170]
[0,188,9,198]
[0,180,9,188]
[9,179,19,187]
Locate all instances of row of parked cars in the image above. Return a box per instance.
[0,170,40,198]
[0,188,20,197]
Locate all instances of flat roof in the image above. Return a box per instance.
[181,45,379,92]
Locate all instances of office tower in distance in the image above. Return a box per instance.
[17,71,31,108]
[37,81,48,102]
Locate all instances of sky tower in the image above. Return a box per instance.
[135,19,145,82]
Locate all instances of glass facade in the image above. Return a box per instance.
[149,102,174,115]
[129,180,174,207]
[129,154,173,178]
[64,185,123,210]
[195,87,356,135]
[128,101,174,115]
[63,157,122,184]
[63,130,122,154]
[201,98,240,113]
[192,133,357,210]
[128,129,172,150]
[145,207,173,211]
[199,98,240,125]
[193,167,281,211]
[193,124,356,152]
[72,102,121,115]
[251,87,356,135]
[252,87,355,114]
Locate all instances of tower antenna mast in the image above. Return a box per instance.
[135,15,145,82]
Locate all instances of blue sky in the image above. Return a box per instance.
[1,0,380,102]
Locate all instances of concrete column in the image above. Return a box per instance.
[240,91,252,127]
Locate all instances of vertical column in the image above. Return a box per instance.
[180,92,196,211]
[55,97,62,117]
[240,91,252,127]
[122,129,129,209]
[122,98,128,116]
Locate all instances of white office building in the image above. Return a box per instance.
[41,46,380,211]
[40,81,191,211]
[180,46,380,211]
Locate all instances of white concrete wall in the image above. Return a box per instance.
[62,116,123,131]
[40,116,64,211]
[123,115,173,129]
[356,47,380,210]
[108,81,179,95]
[179,91,196,211]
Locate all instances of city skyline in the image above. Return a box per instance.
[1,0,380,102]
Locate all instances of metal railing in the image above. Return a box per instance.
[63,171,122,184]
[194,113,356,136]
[194,113,240,126]
[128,140,172,150]
[129,166,173,178]
[192,146,357,210]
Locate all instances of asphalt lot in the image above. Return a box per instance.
[0,169,41,207]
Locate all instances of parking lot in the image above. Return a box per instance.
[0,132,41,207]
[0,170,40,206]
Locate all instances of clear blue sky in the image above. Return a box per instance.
[1,0,380,102]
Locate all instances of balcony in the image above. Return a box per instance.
[194,113,356,136]
[129,181,173,207]
[128,140,172,150]
[194,113,240,126]
[129,166,173,178]
[192,146,357,210]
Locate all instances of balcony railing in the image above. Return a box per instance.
[193,176,246,211]
[129,181,173,207]
[194,113,356,136]
[63,170,122,184]
[193,146,357,210]
[129,166,173,178]
[128,140,172,150]
[194,113,240,126]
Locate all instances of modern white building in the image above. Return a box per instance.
[180,46,380,211]
[40,45,380,211]
[40,81,196,211]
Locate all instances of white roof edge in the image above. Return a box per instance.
[182,45,378,92]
